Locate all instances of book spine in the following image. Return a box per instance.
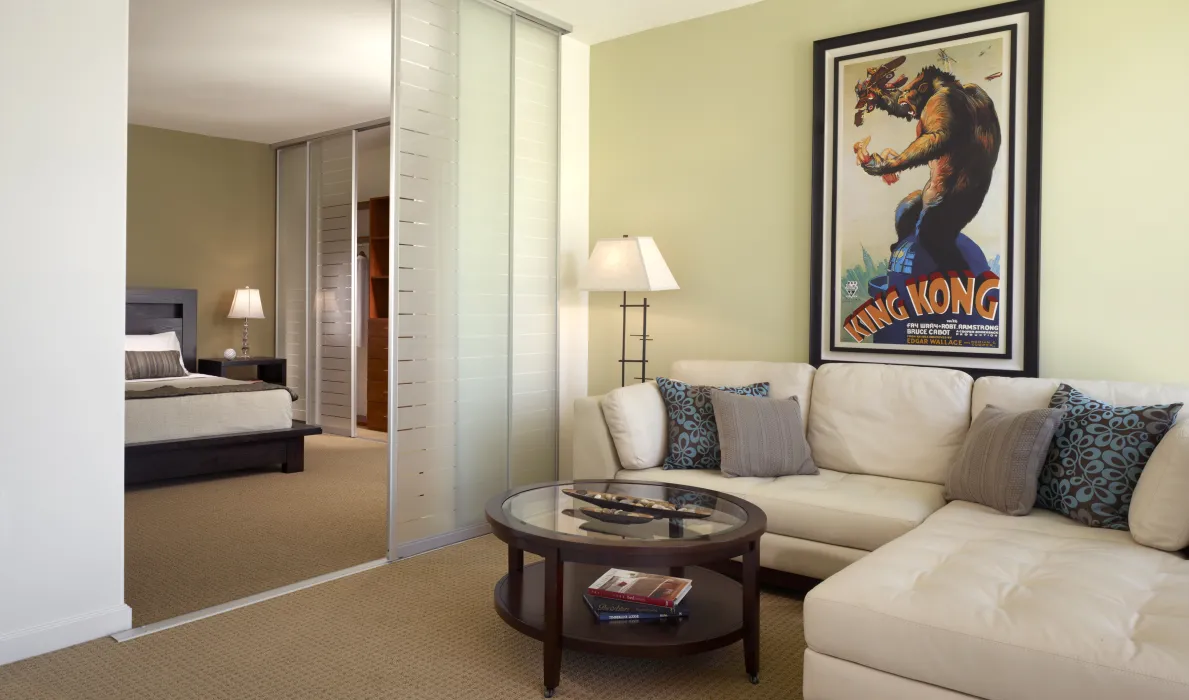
[586,587,675,609]
[595,611,683,622]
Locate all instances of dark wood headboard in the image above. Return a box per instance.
[126,288,198,373]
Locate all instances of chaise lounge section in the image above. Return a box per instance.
[572,360,1189,699]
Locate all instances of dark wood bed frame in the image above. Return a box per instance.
[124,287,322,485]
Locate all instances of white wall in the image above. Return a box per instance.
[0,0,132,664]
[557,35,590,480]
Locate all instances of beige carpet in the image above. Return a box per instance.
[125,434,388,626]
[0,535,806,699]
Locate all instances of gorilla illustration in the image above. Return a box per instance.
[860,65,1001,275]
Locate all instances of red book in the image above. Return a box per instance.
[586,569,692,609]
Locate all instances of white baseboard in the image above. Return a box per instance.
[0,604,131,666]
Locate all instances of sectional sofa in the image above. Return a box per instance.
[572,360,1189,700]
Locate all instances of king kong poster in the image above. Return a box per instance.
[811,1,1042,377]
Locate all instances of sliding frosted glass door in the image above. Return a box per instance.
[390,0,561,552]
[277,144,311,422]
[455,0,512,530]
[510,18,559,488]
[393,0,462,544]
[310,134,358,437]
[275,134,359,437]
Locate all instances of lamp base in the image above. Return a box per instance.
[241,319,251,359]
[618,293,652,387]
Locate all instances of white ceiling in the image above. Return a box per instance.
[129,0,392,144]
[129,0,762,144]
[517,0,765,45]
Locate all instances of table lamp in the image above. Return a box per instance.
[579,236,679,386]
[228,287,265,358]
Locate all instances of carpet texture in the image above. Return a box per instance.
[125,434,388,626]
[0,535,807,699]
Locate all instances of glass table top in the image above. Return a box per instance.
[502,481,749,542]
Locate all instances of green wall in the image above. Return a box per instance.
[589,0,1189,394]
[127,125,276,359]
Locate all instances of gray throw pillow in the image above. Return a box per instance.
[945,404,1066,516]
[125,350,186,380]
[710,390,817,478]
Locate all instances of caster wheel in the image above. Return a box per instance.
[544,688,555,698]
[749,674,760,685]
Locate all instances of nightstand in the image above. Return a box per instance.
[198,357,287,385]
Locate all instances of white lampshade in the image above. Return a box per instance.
[228,287,265,319]
[578,237,679,292]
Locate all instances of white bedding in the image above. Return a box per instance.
[125,373,294,444]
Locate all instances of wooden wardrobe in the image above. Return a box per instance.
[365,196,390,432]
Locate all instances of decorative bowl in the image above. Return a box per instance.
[563,488,714,520]
[579,507,656,525]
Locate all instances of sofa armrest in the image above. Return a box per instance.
[572,396,621,481]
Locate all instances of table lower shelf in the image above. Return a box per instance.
[494,561,744,658]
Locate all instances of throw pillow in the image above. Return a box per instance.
[711,391,817,478]
[945,405,1065,516]
[655,377,769,470]
[125,350,187,381]
[1128,420,1189,551]
[1036,384,1183,529]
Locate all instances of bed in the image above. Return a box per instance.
[124,287,321,485]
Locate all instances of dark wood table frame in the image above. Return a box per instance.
[198,356,287,385]
[486,480,767,697]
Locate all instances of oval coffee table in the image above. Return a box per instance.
[485,479,766,697]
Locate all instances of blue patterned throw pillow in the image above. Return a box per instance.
[1036,384,1182,530]
[656,377,769,470]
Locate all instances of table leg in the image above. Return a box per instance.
[743,541,760,684]
[508,544,523,574]
[543,550,563,697]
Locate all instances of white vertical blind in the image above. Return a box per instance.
[312,134,357,436]
[277,145,309,422]
[510,17,559,488]
[395,0,461,544]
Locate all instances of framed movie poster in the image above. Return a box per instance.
[810,0,1044,377]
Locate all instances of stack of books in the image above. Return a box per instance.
[583,568,692,622]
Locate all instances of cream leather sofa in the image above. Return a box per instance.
[572,360,1189,700]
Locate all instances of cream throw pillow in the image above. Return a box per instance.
[946,405,1065,516]
[1130,420,1189,551]
[711,391,816,478]
[599,382,668,470]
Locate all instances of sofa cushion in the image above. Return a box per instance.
[972,376,1189,418]
[617,467,945,551]
[1130,420,1189,551]
[670,361,816,429]
[1038,384,1182,530]
[805,501,1189,700]
[599,382,667,470]
[806,363,973,484]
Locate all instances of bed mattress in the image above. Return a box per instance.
[125,374,294,444]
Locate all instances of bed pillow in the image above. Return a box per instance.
[656,377,769,470]
[711,391,816,478]
[125,331,188,375]
[945,405,1065,516]
[1037,383,1182,530]
[125,350,187,381]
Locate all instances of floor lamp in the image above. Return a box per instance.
[579,236,679,386]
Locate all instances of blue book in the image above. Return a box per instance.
[583,593,689,622]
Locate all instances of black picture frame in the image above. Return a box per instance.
[810,0,1044,378]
